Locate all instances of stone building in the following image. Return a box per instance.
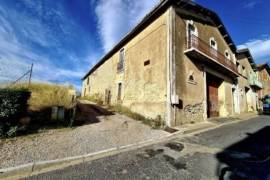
[236,49,262,112]
[81,0,262,127]
[257,63,270,99]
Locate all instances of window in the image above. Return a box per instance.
[209,37,217,50]
[144,60,150,66]
[224,50,231,60]
[187,20,198,37]
[87,77,89,85]
[117,49,125,72]
[187,20,198,48]
[117,83,122,101]
[187,70,196,85]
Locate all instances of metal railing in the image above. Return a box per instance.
[186,34,238,74]
[248,73,263,89]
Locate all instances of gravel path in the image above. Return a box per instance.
[0,104,168,169]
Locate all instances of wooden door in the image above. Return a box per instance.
[207,77,220,117]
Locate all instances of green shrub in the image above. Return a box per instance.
[0,88,30,137]
[0,89,31,120]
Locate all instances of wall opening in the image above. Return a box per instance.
[117,83,122,101]
[206,73,223,118]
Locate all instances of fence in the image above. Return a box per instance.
[0,63,33,89]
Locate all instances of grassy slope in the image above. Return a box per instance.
[10,83,73,111]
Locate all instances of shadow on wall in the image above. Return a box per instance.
[216,126,270,180]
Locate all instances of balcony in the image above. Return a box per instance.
[185,34,239,77]
[249,74,263,89]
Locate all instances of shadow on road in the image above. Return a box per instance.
[75,102,115,125]
[216,126,270,180]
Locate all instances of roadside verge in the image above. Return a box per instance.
[0,113,259,179]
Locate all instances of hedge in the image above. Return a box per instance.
[0,88,31,121]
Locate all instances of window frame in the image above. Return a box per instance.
[224,50,231,60]
[117,48,125,73]
[209,37,217,50]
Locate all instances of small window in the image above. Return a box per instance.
[187,71,197,85]
[144,60,150,66]
[209,37,217,50]
[117,49,125,72]
[87,77,89,85]
[225,50,231,60]
[189,74,194,81]
[117,83,122,101]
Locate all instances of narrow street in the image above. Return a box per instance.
[27,115,270,180]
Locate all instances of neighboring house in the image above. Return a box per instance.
[257,63,270,99]
[236,49,262,112]
[81,0,257,127]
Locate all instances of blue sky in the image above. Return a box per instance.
[0,0,269,90]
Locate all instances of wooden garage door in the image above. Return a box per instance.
[207,77,220,117]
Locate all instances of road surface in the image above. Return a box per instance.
[27,115,270,180]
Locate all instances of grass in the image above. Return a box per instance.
[1,82,76,138]
[80,95,165,129]
[9,82,74,111]
[80,93,104,106]
[109,104,165,129]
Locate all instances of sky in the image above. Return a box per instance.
[0,0,269,90]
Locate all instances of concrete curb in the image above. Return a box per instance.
[0,114,259,179]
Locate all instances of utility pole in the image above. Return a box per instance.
[28,63,33,88]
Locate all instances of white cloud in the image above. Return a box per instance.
[238,36,270,63]
[95,0,159,52]
[0,2,98,90]
[243,1,261,9]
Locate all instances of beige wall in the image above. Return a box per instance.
[258,68,270,97]
[172,9,236,126]
[82,10,169,120]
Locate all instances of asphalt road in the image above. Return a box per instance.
[26,115,270,180]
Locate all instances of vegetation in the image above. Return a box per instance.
[109,104,165,129]
[80,93,104,106]
[10,83,73,111]
[80,95,165,129]
[0,88,31,137]
[0,83,76,138]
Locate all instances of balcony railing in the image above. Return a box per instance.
[186,34,238,75]
[248,73,263,89]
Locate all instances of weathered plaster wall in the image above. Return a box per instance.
[173,9,235,126]
[237,57,258,112]
[258,68,270,97]
[82,10,169,120]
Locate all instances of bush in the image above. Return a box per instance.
[0,88,30,137]
[0,89,30,120]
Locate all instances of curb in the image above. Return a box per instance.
[0,114,259,179]
[0,133,174,180]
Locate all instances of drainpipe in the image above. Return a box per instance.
[166,6,177,127]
